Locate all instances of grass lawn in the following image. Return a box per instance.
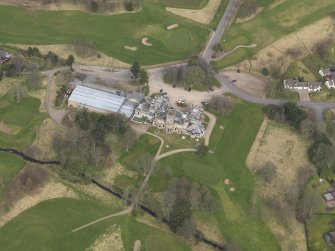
[306,214,335,251]
[0,152,26,201]
[0,197,191,251]
[149,102,280,250]
[310,88,335,102]
[0,0,210,65]
[0,93,47,149]
[217,0,335,68]
[162,0,208,9]
[147,126,199,154]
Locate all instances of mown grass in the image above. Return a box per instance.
[0,0,210,65]
[0,93,47,149]
[0,197,191,251]
[217,0,335,68]
[0,152,26,201]
[149,102,280,250]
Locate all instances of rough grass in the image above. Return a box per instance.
[217,0,335,68]
[0,0,209,65]
[246,119,313,251]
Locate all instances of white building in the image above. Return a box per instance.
[283,79,322,92]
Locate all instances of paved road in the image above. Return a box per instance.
[202,0,240,63]
[215,73,334,122]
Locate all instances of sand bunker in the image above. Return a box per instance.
[167,24,179,30]
[165,0,221,25]
[133,240,141,251]
[124,46,138,51]
[142,37,152,46]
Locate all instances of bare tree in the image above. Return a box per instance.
[208,96,233,116]
[123,128,136,152]
[138,153,153,176]
[177,218,197,241]
[299,119,316,139]
[256,162,277,183]
[10,82,27,104]
[12,55,25,77]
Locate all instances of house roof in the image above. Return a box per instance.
[324,192,334,202]
[69,85,136,118]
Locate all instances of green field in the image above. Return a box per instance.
[0,198,191,251]
[0,93,46,149]
[0,0,210,65]
[148,102,280,250]
[217,0,335,68]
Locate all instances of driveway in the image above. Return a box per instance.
[297,90,310,102]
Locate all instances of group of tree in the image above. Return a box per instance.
[130,61,148,85]
[262,102,307,129]
[237,0,259,19]
[161,177,217,241]
[26,47,59,67]
[0,165,49,212]
[72,39,97,58]
[38,0,140,13]
[52,109,132,180]
[164,56,216,89]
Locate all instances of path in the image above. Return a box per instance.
[157,148,197,160]
[202,0,240,63]
[203,111,216,146]
[72,207,132,233]
[212,44,257,61]
[43,68,67,128]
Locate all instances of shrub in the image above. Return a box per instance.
[261,67,270,76]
